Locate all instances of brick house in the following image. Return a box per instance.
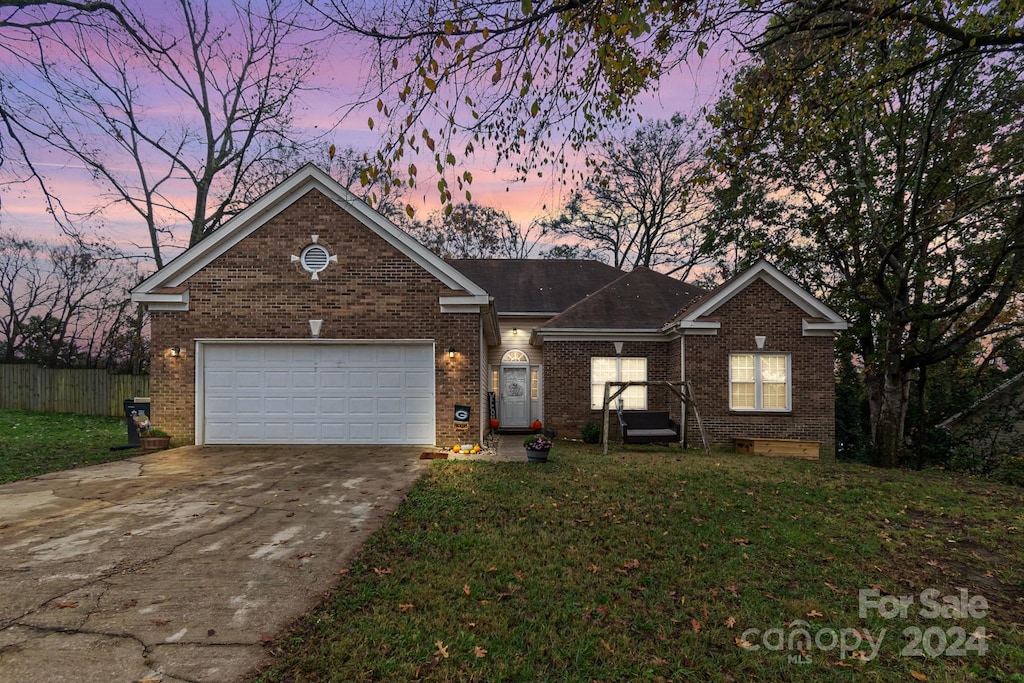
[132,165,846,455]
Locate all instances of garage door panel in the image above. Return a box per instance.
[377,397,402,415]
[203,343,435,445]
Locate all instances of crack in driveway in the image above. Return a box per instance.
[0,445,426,682]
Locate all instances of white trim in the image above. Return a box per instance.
[673,261,846,335]
[591,356,648,410]
[532,328,669,344]
[133,164,487,305]
[440,294,492,313]
[133,290,190,311]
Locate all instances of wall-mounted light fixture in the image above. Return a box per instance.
[755,335,766,349]
[170,346,181,357]
[309,319,323,339]
[448,346,456,359]
[511,327,518,335]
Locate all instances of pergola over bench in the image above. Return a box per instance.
[600,381,712,457]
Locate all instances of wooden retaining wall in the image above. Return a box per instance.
[0,365,150,417]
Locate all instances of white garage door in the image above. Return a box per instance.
[201,343,435,445]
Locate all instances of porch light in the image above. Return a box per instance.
[512,327,518,335]
[309,319,323,338]
[170,346,180,357]
[448,346,456,358]
[755,335,766,349]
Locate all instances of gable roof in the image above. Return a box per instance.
[538,266,704,331]
[669,259,847,335]
[132,164,487,309]
[447,259,623,314]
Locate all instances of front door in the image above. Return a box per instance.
[500,365,529,427]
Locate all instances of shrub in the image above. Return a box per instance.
[581,420,601,444]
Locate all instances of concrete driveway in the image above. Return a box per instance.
[0,445,427,682]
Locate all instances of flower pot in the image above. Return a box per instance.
[526,447,550,463]
[139,436,170,452]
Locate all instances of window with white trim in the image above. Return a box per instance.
[729,353,791,411]
[590,357,647,410]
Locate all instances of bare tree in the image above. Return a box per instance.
[547,115,711,278]
[0,230,142,368]
[406,203,545,259]
[1,0,324,266]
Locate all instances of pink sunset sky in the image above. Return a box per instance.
[0,4,741,263]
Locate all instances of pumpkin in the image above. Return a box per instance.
[489,418,500,429]
[531,420,542,430]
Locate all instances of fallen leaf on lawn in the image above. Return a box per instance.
[588,564,600,574]
[434,640,449,658]
[258,635,277,645]
[487,566,497,572]
[690,618,702,633]
[373,567,392,576]
[55,601,78,609]
[463,584,471,596]
[725,582,739,594]
[474,645,488,658]
[600,638,615,654]
[731,538,750,546]
[139,678,162,683]
[336,568,350,575]
[824,581,840,593]
[724,616,736,628]
[623,558,640,569]
[514,570,525,580]
[709,588,720,596]
[807,610,823,618]
[910,671,927,681]
[735,637,755,649]
[700,542,710,548]
[971,628,994,640]
[399,603,414,612]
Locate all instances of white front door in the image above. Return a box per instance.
[500,365,529,427]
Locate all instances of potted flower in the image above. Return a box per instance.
[523,433,553,463]
[133,414,171,452]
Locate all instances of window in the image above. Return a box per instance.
[729,353,790,411]
[530,368,539,400]
[591,357,647,410]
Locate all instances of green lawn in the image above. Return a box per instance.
[253,445,1024,683]
[0,409,133,483]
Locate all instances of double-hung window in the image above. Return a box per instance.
[591,357,647,410]
[729,353,790,411]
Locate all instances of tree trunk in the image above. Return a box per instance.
[866,364,911,468]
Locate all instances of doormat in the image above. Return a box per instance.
[420,452,449,460]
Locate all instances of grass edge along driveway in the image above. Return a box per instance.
[253,446,1024,683]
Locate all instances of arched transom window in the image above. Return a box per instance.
[501,349,529,364]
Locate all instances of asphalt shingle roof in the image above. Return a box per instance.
[446,259,624,314]
[537,266,706,329]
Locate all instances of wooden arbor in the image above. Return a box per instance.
[601,381,712,457]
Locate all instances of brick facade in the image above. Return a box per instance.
[542,340,674,440]
[683,279,836,458]
[150,188,480,446]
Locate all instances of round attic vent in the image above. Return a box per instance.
[300,244,331,274]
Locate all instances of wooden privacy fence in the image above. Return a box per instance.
[0,365,150,417]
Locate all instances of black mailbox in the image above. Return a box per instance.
[123,397,151,447]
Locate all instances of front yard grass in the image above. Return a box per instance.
[0,409,130,483]
[254,445,1024,682]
